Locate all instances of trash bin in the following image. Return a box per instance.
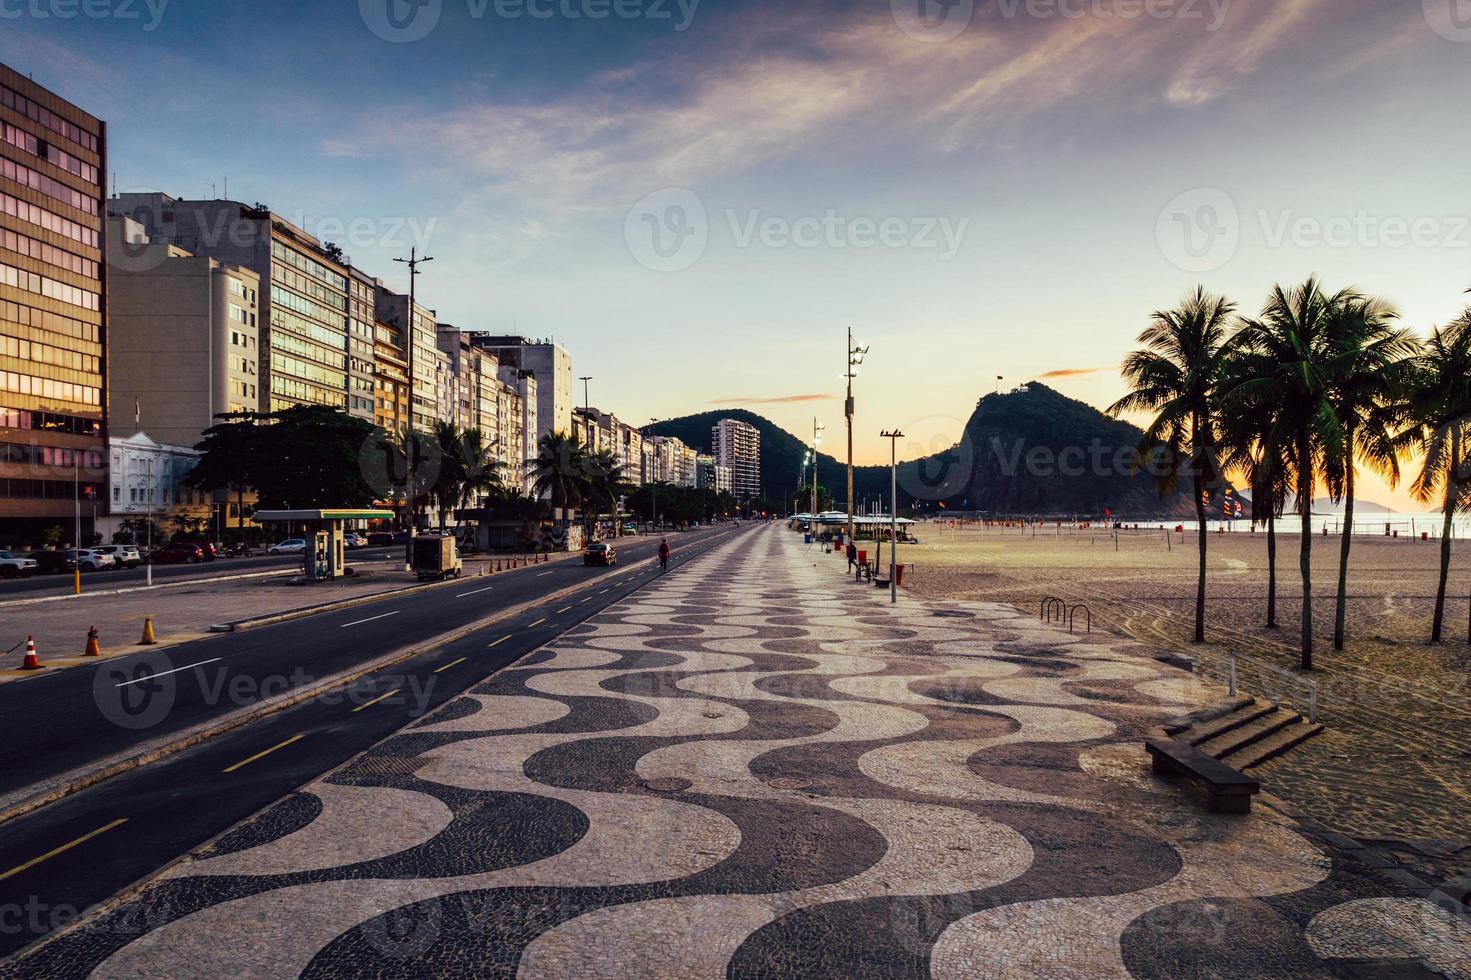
[804,534,813,544]
[896,564,907,587]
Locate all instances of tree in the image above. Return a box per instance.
[531,431,588,522]
[1407,312,1471,643]
[1110,286,1236,644]
[186,411,261,529]
[1324,297,1420,650]
[579,449,626,538]
[1227,278,1355,669]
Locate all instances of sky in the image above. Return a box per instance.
[6,0,1471,510]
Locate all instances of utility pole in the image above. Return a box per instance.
[881,429,905,604]
[394,248,432,566]
[648,418,661,529]
[580,376,594,412]
[811,418,825,535]
[845,328,868,545]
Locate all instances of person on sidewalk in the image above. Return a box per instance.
[846,540,858,573]
[658,538,670,573]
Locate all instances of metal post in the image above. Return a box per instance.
[1229,656,1237,696]
[394,247,433,569]
[881,430,904,604]
[1308,681,1318,724]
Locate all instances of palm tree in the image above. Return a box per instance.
[1227,278,1355,669]
[581,449,626,538]
[456,428,503,512]
[1218,362,1293,629]
[1110,286,1236,644]
[431,421,468,531]
[531,431,588,523]
[1407,313,1471,643]
[1324,298,1420,650]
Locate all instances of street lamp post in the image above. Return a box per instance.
[648,418,660,530]
[394,247,433,570]
[811,419,824,538]
[580,376,594,412]
[844,329,868,545]
[881,429,905,604]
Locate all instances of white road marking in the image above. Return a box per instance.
[341,611,400,628]
[114,658,222,688]
[456,586,495,598]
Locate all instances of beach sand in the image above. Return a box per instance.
[899,521,1471,879]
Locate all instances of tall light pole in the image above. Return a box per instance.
[580,376,594,411]
[881,429,905,604]
[394,247,432,566]
[845,329,868,544]
[648,418,660,529]
[811,418,825,535]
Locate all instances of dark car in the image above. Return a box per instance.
[24,550,78,574]
[149,542,204,565]
[366,532,396,547]
[583,542,617,566]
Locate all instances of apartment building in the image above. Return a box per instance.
[109,194,353,418]
[0,64,107,540]
[696,454,733,495]
[652,435,698,487]
[346,267,377,421]
[106,215,262,448]
[712,417,761,501]
[468,335,572,444]
[372,317,409,432]
[374,285,444,428]
[496,362,535,493]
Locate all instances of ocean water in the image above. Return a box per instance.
[1153,513,1471,539]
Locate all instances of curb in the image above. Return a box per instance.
[0,551,642,830]
[0,568,296,609]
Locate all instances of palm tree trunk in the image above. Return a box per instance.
[1432,428,1458,643]
[1192,469,1207,644]
[1298,439,1314,670]
[1266,511,1278,628]
[1334,443,1354,652]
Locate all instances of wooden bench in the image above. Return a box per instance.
[1145,738,1260,814]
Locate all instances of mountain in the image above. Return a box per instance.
[647,385,1207,517]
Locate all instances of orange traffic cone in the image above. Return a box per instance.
[20,635,41,670]
[84,626,101,657]
[139,617,157,646]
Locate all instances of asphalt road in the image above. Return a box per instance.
[0,547,405,599]
[0,525,742,960]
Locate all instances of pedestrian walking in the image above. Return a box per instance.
[658,538,670,573]
[846,540,857,573]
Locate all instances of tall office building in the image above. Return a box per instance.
[467,336,572,445]
[108,193,353,417]
[0,64,107,542]
[375,285,443,428]
[712,417,761,501]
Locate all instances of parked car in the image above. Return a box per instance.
[269,538,307,556]
[0,550,38,578]
[24,550,78,574]
[583,542,617,567]
[74,549,116,572]
[344,532,369,549]
[366,532,396,547]
[149,542,205,565]
[93,545,144,569]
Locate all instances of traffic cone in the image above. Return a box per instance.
[20,636,41,670]
[84,626,101,657]
[139,617,157,646]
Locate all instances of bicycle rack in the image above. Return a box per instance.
[1040,596,1065,622]
[1068,604,1092,634]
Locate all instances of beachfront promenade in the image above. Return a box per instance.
[15,525,1467,977]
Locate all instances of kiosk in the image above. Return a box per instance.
[252,509,395,582]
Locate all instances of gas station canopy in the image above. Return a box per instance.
[251,509,396,522]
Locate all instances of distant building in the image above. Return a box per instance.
[696,454,732,495]
[346,267,378,421]
[653,435,698,487]
[101,432,215,540]
[372,318,409,433]
[467,336,572,445]
[375,285,445,428]
[0,64,107,541]
[711,418,761,501]
[106,215,262,449]
[496,363,535,493]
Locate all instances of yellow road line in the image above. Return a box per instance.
[433,657,467,674]
[488,635,511,648]
[352,689,401,713]
[222,734,305,773]
[0,819,128,882]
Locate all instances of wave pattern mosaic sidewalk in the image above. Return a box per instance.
[13,526,1470,978]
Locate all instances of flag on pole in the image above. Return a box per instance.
[134,398,140,425]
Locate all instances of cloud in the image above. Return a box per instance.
[1037,367,1103,379]
[712,394,832,405]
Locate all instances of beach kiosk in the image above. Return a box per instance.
[252,509,395,582]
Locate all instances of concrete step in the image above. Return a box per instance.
[1223,722,1326,770]
[1196,707,1301,759]
[1162,696,1253,738]
[1181,700,1275,747]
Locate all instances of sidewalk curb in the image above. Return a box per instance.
[0,568,295,609]
[0,552,641,831]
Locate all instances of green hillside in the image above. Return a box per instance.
[647,386,1207,518]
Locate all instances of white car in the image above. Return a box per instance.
[75,549,116,572]
[269,539,307,555]
[0,550,38,579]
[94,545,144,569]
